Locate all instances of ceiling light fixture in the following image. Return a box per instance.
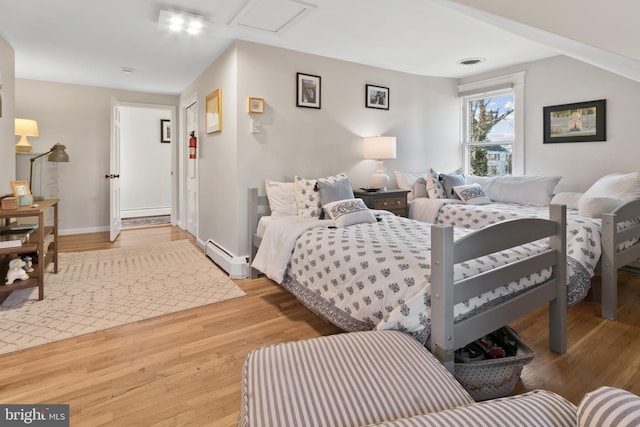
[158,8,207,35]
[458,57,485,66]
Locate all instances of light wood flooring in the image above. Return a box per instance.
[1,225,639,426]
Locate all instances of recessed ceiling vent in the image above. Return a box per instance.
[458,57,485,66]
[228,0,317,33]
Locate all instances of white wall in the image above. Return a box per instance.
[460,55,640,192]
[15,79,178,233]
[0,37,15,195]
[119,106,172,217]
[180,40,460,257]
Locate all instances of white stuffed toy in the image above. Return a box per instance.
[6,258,30,285]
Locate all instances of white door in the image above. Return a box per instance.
[109,100,122,241]
[185,101,198,236]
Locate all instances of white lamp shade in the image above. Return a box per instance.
[363,136,396,160]
[15,118,39,137]
[15,118,39,153]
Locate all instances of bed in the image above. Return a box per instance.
[248,187,567,370]
[403,171,640,319]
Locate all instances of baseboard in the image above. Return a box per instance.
[122,207,171,218]
[59,226,110,236]
[202,238,249,279]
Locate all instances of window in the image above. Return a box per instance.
[459,72,524,176]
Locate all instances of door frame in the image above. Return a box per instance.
[180,93,198,235]
[110,100,177,230]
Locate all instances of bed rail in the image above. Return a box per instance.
[248,188,270,279]
[601,198,640,320]
[430,204,567,373]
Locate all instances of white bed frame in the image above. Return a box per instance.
[248,188,567,373]
[600,199,640,320]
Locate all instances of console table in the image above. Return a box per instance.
[0,199,59,302]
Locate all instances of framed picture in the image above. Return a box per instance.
[248,97,264,114]
[296,73,321,109]
[366,84,389,110]
[543,99,606,143]
[11,180,31,197]
[160,119,171,143]
[206,88,222,133]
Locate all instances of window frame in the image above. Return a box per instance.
[458,72,525,176]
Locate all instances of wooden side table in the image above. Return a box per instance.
[0,199,59,302]
[354,190,410,217]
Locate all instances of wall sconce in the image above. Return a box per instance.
[30,143,70,200]
[15,118,39,153]
[363,136,396,191]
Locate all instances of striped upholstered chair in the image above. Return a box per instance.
[238,331,579,427]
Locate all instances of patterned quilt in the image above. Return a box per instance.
[256,213,553,344]
[430,201,601,306]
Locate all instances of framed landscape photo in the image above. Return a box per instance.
[206,88,222,133]
[296,73,321,109]
[248,97,264,114]
[543,99,606,143]
[160,119,171,143]
[366,84,389,110]
[11,180,31,197]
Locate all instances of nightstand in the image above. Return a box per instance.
[354,189,410,217]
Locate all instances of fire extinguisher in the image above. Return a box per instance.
[189,131,197,159]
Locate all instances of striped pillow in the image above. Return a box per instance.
[374,389,577,427]
[577,386,640,427]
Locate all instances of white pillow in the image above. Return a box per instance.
[395,171,428,202]
[465,175,497,192]
[550,192,584,210]
[265,180,297,217]
[487,175,561,206]
[295,173,348,218]
[577,196,624,218]
[394,171,427,191]
[412,177,428,199]
[453,183,492,205]
[582,172,640,202]
[323,198,377,228]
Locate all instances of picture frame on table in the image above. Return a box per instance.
[160,119,171,143]
[10,180,33,206]
[206,88,223,133]
[248,97,264,114]
[543,99,606,143]
[296,73,321,109]
[366,84,389,110]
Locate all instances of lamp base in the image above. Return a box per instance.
[370,160,390,191]
[15,141,33,153]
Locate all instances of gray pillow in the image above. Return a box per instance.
[439,172,466,199]
[317,177,355,218]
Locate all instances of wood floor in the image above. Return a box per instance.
[1,225,639,426]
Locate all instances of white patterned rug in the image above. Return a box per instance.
[0,240,246,355]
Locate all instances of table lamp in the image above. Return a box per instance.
[363,136,396,190]
[30,143,70,200]
[15,118,39,153]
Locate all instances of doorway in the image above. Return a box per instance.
[110,102,176,240]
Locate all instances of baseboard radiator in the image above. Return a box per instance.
[204,239,250,279]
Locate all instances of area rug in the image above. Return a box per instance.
[0,240,246,355]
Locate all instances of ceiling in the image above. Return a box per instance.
[0,0,593,95]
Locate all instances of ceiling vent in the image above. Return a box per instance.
[458,57,485,66]
[228,0,317,33]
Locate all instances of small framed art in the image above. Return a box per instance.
[160,119,171,143]
[296,73,321,109]
[366,84,389,110]
[206,88,222,133]
[248,97,264,114]
[543,99,606,143]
